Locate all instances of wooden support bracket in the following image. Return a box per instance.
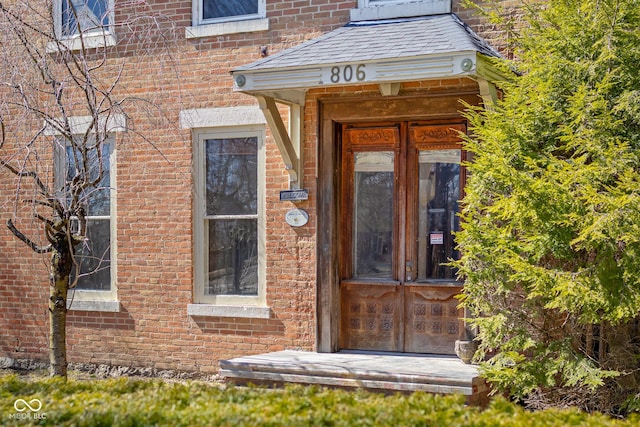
[475,54,511,111]
[256,95,303,188]
[379,83,401,97]
[477,77,498,111]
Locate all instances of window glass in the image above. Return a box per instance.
[416,149,460,280]
[205,137,258,296]
[62,0,110,36]
[207,219,258,295]
[205,137,257,216]
[202,0,258,21]
[73,218,111,290]
[65,142,111,216]
[352,151,395,279]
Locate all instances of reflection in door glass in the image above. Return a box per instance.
[353,152,394,279]
[417,149,460,280]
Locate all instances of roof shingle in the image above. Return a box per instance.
[233,14,500,72]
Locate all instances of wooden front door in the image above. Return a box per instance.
[339,121,466,354]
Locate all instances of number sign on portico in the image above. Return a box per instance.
[321,63,376,86]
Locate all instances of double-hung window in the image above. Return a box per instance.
[52,0,116,50]
[56,134,116,303]
[193,127,265,308]
[187,0,268,38]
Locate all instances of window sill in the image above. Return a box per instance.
[67,300,121,313]
[187,304,271,319]
[46,32,117,53]
[185,18,269,39]
[350,1,451,21]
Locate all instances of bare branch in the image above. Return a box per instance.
[0,119,4,150]
[7,219,52,253]
[34,213,54,228]
[1,161,49,196]
[22,198,53,209]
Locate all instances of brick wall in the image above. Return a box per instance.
[0,0,519,374]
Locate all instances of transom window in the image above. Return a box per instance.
[351,0,450,21]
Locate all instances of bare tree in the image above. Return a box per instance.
[0,0,178,377]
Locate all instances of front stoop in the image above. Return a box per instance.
[220,350,489,405]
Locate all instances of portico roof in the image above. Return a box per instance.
[231,14,503,101]
[230,14,508,189]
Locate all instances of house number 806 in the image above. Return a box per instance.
[330,64,366,83]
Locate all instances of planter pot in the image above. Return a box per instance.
[454,340,477,364]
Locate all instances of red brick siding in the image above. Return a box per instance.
[0,0,518,373]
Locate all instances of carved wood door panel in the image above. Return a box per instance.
[339,122,465,354]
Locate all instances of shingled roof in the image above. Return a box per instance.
[233,14,500,73]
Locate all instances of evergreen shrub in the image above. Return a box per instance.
[456,0,640,414]
[1,374,638,426]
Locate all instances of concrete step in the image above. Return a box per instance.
[220,350,489,404]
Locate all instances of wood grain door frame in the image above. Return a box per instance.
[316,92,480,353]
[339,122,405,352]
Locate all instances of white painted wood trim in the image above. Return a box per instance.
[233,53,477,92]
[187,304,271,318]
[186,18,269,38]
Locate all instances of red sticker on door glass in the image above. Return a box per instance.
[430,233,444,245]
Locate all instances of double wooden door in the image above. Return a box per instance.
[340,121,466,354]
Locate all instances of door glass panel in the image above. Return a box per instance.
[353,151,394,279]
[417,149,460,280]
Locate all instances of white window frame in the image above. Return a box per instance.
[186,0,268,39]
[350,0,451,21]
[192,126,266,310]
[54,134,118,308]
[49,0,116,52]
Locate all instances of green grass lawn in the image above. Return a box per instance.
[1,371,637,426]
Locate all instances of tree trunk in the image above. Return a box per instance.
[49,246,70,377]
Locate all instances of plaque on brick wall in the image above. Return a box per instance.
[285,208,309,227]
[280,189,309,201]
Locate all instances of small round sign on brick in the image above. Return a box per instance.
[285,208,309,227]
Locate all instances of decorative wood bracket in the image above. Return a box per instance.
[477,77,498,111]
[475,55,510,110]
[379,83,401,97]
[255,95,304,189]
